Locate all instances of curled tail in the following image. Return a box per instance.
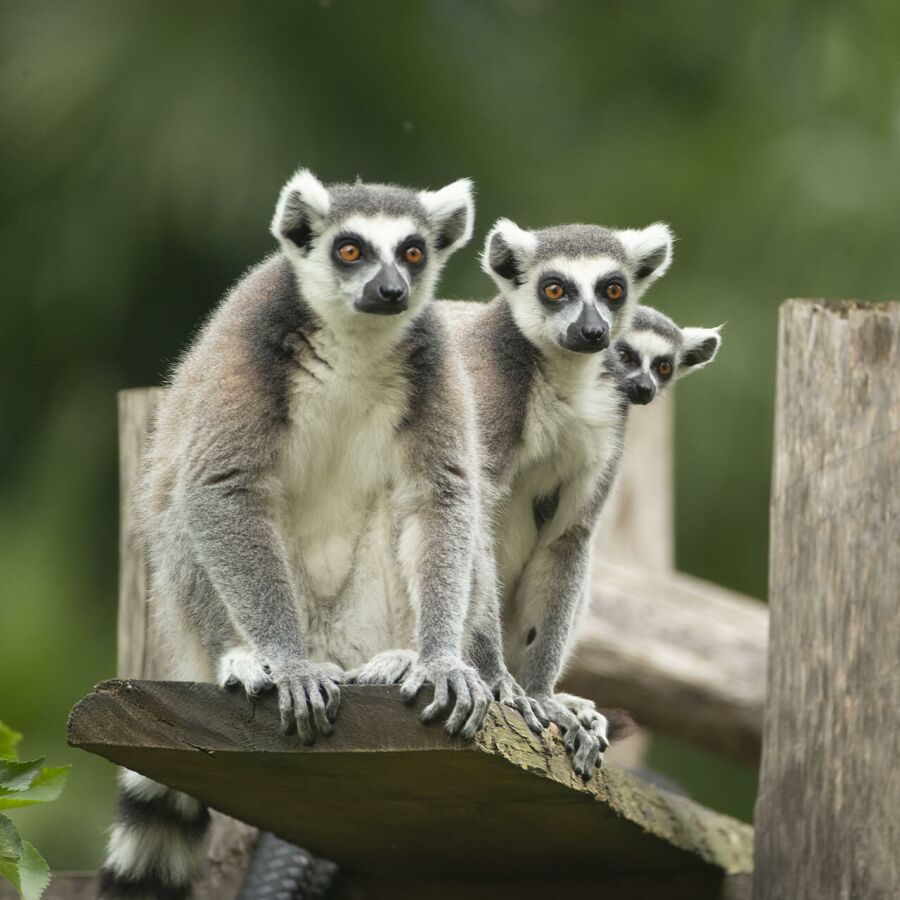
[99,770,210,899]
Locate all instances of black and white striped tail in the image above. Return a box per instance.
[98,769,211,900]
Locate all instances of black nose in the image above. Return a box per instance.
[629,375,656,405]
[581,324,608,344]
[379,284,406,302]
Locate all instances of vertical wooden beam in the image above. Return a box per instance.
[754,301,900,899]
[594,394,674,573]
[117,387,256,899]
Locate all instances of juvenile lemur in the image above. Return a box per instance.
[100,170,518,899]
[438,219,677,777]
[553,304,722,734]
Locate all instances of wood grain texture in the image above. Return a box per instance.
[594,395,674,573]
[565,563,767,766]
[69,681,753,879]
[116,387,255,900]
[754,300,900,900]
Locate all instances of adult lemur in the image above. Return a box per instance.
[100,170,521,899]
[438,219,678,777]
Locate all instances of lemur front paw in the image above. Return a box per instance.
[400,657,491,741]
[347,649,418,685]
[267,659,345,745]
[541,695,607,779]
[491,673,549,735]
[218,647,275,699]
[555,692,611,748]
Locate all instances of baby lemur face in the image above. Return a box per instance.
[271,169,474,329]
[481,219,674,356]
[612,305,722,404]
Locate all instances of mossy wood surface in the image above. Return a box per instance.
[69,680,752,881]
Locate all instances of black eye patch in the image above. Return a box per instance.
[595,272,628,305]
[653,355,675,378]
[616,343,639,367]
[331,233,375,268]
[537,272,579,308]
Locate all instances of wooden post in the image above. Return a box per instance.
[754,301,900,898]
[117,388,256,900]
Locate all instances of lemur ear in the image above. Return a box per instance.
[616,222,674,287]
[271,168,331,252]
[418,178,475,254]
[481,218,537,288]
[678,325,723,377]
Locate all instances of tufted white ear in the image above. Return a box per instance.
[678,325,723,377]
[271,168,331,251]
[616,222,674,287]
[418,178,475,254]
[481,218,537,289]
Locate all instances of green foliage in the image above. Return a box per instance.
[0,724,69,900]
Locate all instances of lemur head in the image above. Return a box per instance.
[612,305,722,405]
[481,219,674,356]
[272,168,474,330]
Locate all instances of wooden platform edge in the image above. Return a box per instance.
[68,680,753,877]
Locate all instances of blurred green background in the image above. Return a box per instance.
[1,0,898,870]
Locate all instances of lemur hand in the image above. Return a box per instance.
[555,692,611,749]
[491,672,548,735]
[400,656,491,741]
[219,647,275,699]
[540,695,607,779]
[267,658,344,744]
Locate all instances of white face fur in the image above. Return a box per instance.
[271,169,475,337]
[614,316,722,405]
[482,219,675,359]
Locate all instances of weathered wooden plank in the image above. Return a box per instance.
[69,681,753,880]
[116,387,254,899]
[754,300,900,899]
[594,394,674,573]
[565,563,767,766]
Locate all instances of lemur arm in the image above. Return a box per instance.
[178,400,341,744]
[514,467,620,776]
[464,533,548,734]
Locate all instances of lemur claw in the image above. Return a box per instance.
[541,695,607,779]
[400,658,491,740]
[492,674,547,735]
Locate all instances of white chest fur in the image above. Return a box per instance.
[268,330,414,667]
[497,363,622,604]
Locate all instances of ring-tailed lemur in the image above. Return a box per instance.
[438,219,675,778]
[610,304,722,404]
[556,304,722,734]
[100,169,502,899]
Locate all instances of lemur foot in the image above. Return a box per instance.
[218,647,274,699]
[492,674,548,735]
[555,692,611,748]
[348,649,418,685]
[400,657,491,742]
[541,696,607,779]
[268,659,345,745]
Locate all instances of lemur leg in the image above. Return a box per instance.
[349,649,418,685]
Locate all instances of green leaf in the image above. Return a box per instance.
[0,817,50,900]
[0,760,44,794]
[0,767,70,810]
[0,813,23,863]
[0,725,21,762]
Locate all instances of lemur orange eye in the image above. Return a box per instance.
[658,361,673,377]
[404,246,424,265]
[543,282,565,301]
[618,349,631,365]
[337,242,361,262]
[605,282,624,302]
